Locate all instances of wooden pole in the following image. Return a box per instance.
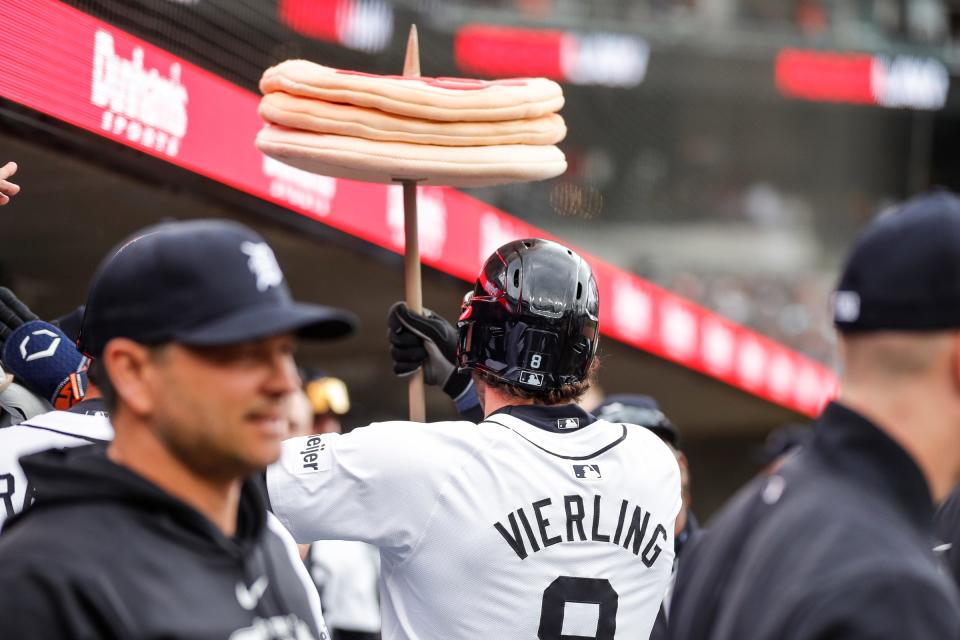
[400,25,425,422]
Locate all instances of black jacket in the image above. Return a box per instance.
[935,485,960,590]
[668,402,960,640]
[649,512,700,640]
[0,444,327,639]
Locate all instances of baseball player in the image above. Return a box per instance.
[0,289,108,530]
[294,370,382,640]
[268,239,682,639]
[0,406,112,528]
[593,395,698,640]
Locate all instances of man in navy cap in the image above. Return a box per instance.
[0,219,356,639]
[595,395,696,640]
[668,191,960,639]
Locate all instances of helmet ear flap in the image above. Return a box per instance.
[507,264,522,298]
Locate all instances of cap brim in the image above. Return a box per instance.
[173,302,357,347]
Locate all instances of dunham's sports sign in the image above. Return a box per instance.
[0,0,837,416]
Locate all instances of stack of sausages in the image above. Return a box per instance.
[256,60,567,187]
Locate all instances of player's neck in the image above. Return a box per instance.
[107,416,243,536]
[481,386,547,417]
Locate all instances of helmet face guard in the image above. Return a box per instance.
[456,239,599,391]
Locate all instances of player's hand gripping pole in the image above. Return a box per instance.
[399,25,426,422]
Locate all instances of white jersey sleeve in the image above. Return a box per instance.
[265,513,330,640]
[0,410,113,529]
[267,420,482,558]
[307,540,381,633]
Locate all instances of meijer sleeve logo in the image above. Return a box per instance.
[297,436,331,474]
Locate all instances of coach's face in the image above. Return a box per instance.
[145,334,300,478]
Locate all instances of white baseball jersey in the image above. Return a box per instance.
[268,405,681,640]
[306,540,381,633]
[0,410,113,529]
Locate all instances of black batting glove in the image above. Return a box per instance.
[0,287,38,349]
[0,288,89,410]
[387,301,471,399]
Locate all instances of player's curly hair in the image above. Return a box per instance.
[475,357,600,405]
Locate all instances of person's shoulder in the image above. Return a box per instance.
[615,420,679,467]
[6,410,113,443]
[361,417,480,435]
[0,506,130,635]
[737,467,942,584]
[797,561,960,635]
[849,558,958,592]
[624,419,673,445]
[769,462,921,541]
[280,419,487,479]
[0,509,100,578]
[349,418,489,453]
[0,499,134,564]
[936,485,960,537]
[685,471,960,635]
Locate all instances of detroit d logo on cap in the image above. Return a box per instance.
[241,241,284,292]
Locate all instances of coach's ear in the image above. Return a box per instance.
[952,332,960,390]
[101,338,157,417]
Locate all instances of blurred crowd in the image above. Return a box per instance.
[445,0,960,45]
[660,270,836,365]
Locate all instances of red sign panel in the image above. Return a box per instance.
[0,0,837,416]
[455,25,567,80]
[775,48,949,111]
[455,24,650,88]
[279,0,393,54]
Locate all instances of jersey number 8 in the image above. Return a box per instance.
[538,576,618,639]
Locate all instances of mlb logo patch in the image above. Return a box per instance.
[573,464,602,480]
[519,371,544,387]
[557,418,581,431]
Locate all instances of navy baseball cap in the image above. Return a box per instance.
[833,190,960,333]
[78,219,357,357]
[53,305,85,344]
[594,394,680,447]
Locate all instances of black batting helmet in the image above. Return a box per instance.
[456,238,600,391]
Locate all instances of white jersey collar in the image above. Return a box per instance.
[483,410,628,461]
[17,410,114,441]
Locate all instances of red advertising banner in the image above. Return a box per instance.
[775,48,949,111]
[455,24,650,88]
[0,0,837,416]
